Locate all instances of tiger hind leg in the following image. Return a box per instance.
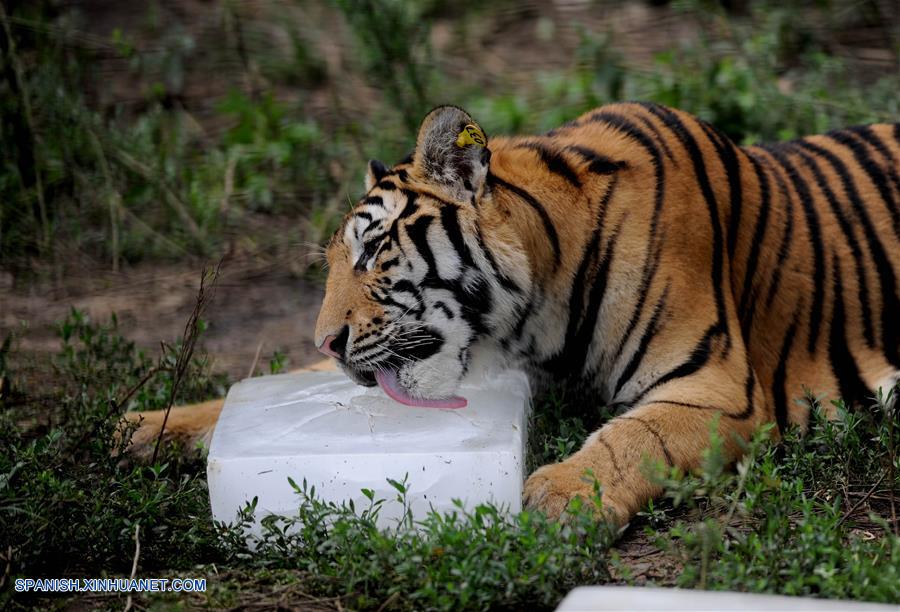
[120,359,336,461]
[120,398,225,461]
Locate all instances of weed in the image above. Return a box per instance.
[213,476,615,611]
[333,0,435,133]
[0,4,337,273]
[646,394,900,602]
[527,386,590,471]
[0,307,227,602]
[268,349,288,375]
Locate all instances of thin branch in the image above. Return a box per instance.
[0,545,13,591]
[837,473,886,527]
[114,366,161,412]
[150,260,222,465]
[247,341,263,379]
[375,591,400,612]
[123,523,140,612]
[220,153,237,215]
[888,389,898,536]
[723,445,755,529]
[225,1,260,101]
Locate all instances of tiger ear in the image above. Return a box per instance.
[365,159,390,191]
[412,106,490,202]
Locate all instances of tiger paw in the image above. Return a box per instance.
[523,461,623,524]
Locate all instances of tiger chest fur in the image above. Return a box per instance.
[315,103,900,524]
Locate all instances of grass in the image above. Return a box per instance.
[645,405,899,600]
[1,305,898,610]
[217,478,616,610]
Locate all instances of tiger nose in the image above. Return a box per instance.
[318,325,349,360]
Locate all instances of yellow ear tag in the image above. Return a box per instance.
[456,124,486,148]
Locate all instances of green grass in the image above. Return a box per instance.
[1,311,226,579]
[1,309,898,610]
[216,478,616,610]
[644,405,899,600]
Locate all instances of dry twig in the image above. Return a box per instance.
[150,260,222,464]
[838,473,886,527]
[247,341,264,378]
[123,523,141,612]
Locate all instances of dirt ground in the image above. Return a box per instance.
[1,260,325,381]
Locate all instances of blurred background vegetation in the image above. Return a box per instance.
[1,0,898,280]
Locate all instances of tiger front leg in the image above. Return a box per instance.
[523,400,759,525]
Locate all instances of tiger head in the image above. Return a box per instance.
[314,106,530,408]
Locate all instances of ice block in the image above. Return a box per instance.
[557,586,897,611]
[207,365,531,532]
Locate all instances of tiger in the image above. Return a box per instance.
[125,102,900,525]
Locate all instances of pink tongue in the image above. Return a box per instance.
[375,369,467,409]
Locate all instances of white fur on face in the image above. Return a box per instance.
[340,188,484,398]
[396,286,472,398]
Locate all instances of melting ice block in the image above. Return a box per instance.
[207,367,531,531]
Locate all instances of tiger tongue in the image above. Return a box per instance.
[375,369,467,409]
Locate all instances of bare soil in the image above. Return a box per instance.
[1,259,325,382]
